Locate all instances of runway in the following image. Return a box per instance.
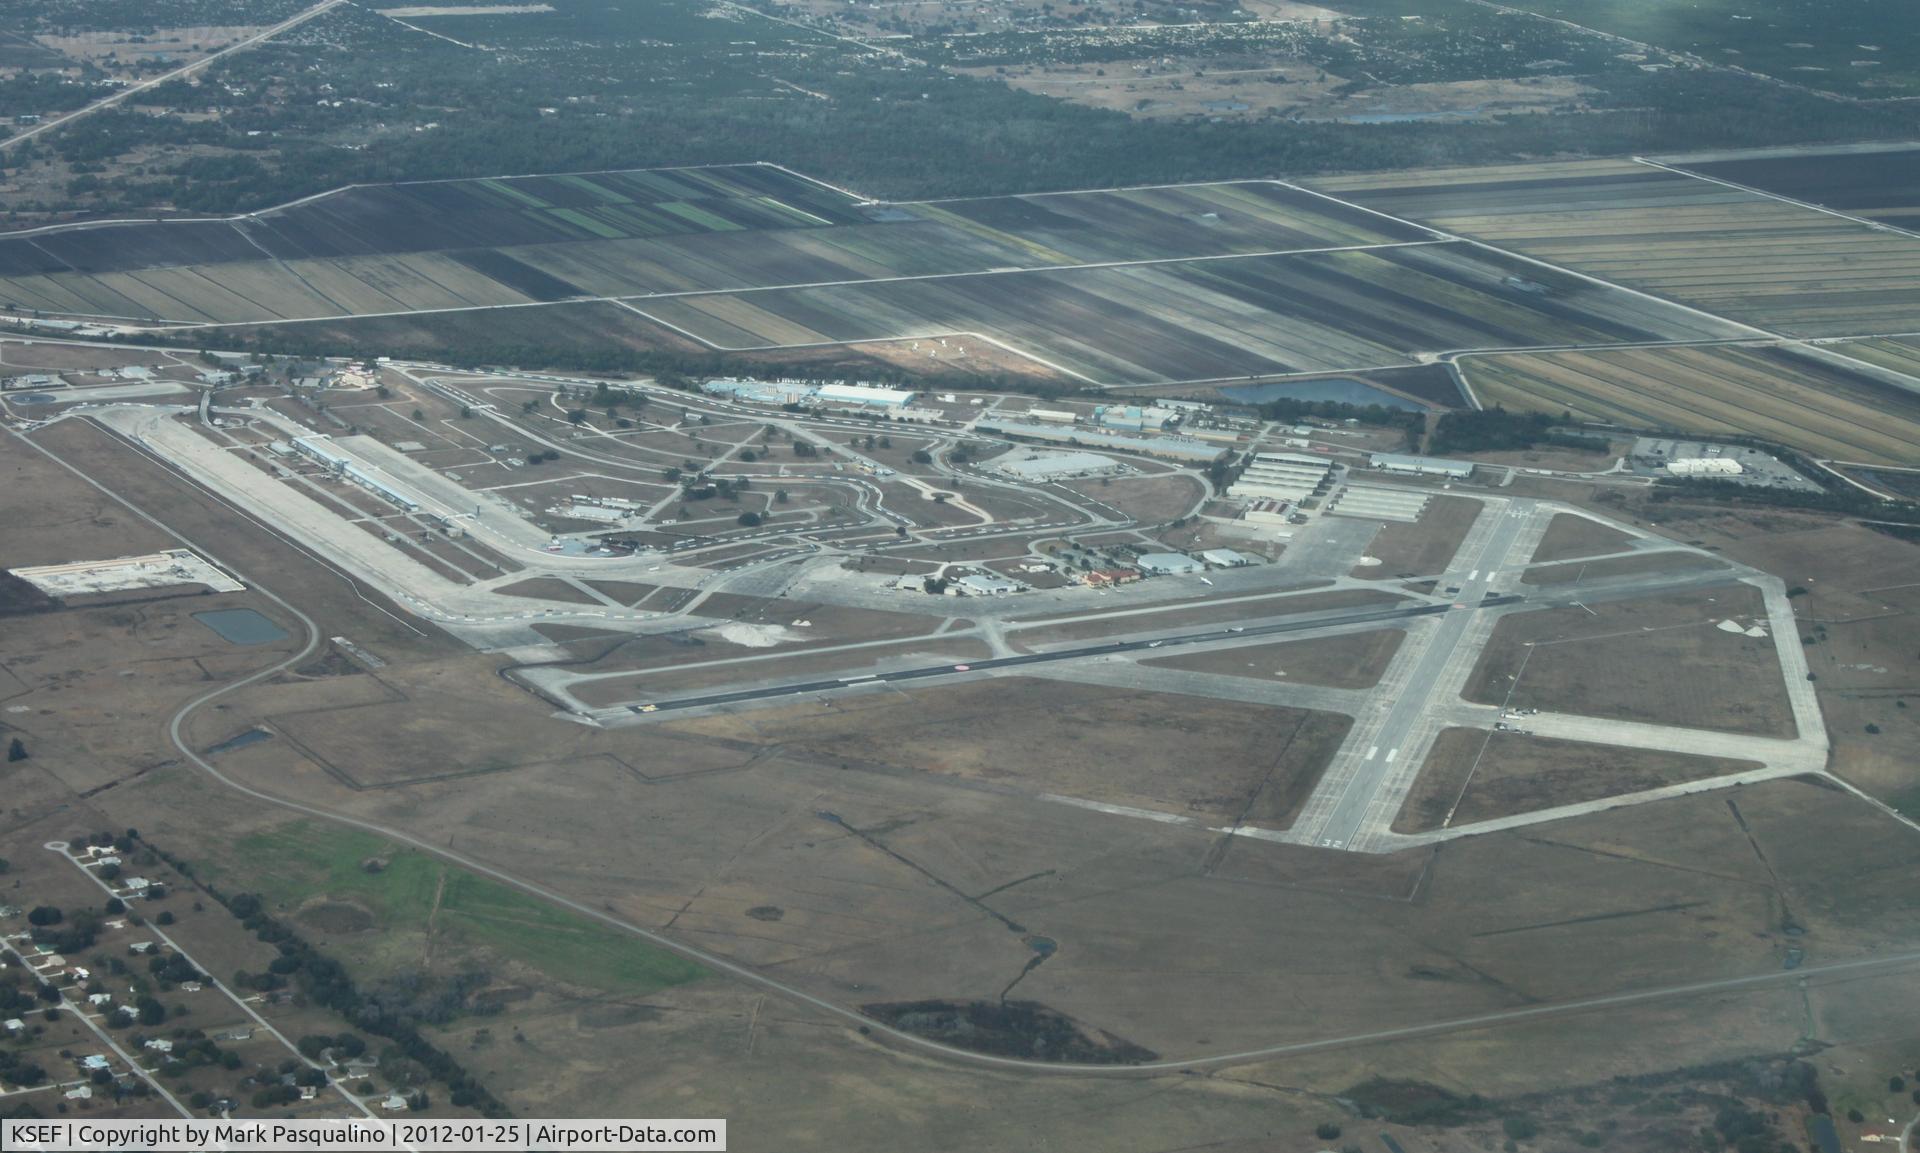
[624,595,1520,715]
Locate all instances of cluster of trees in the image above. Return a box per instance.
[1429,408,1607,455]
[205,887,504,1114]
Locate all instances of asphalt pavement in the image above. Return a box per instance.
[623,597,1518,715]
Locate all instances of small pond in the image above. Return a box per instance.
[193,608,288,646]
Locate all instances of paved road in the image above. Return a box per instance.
[624,597,1519,714]
[1291,500,1536,849]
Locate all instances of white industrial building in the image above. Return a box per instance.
[1136,552,1204,576]
[957,572,1022,596]
[1242,498,1293,527]
[1025,407,1079,425]
[1368,452,1473,479]
[992,450,1128,482]
[1200,548,1256,568]
[1230,451,1333,503]
[1093,404,1180,432]
[1665,457,1743,477]
[1327,485,1431,523]
[814,383,916,408]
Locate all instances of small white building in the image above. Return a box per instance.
[66,1085,93,1100]
[144,1039,173,1053]
[82,1054,110,1070]
[88,993,112,1006]
[3,1018,24,1033]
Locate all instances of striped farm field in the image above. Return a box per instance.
[1831,337,1920,379]
[1310,159,1920,337]
[1463,344,1920,465]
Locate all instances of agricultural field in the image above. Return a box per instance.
[0,171,1421,326]
[0,160,1757,388]
[633,240,1736,384]
[1463,344,1920,465]
[1311,158,1920,335]
[1682,146,1920,229]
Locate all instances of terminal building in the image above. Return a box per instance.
[992,450,1128,482]
[1368,452,1474,479]
[1230,451,1334,504]
[291,435,420,512]
[813,383,917,409]
[979,421,1228,465]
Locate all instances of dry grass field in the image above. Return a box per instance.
[1464,587,1795,736]
[1521,550,1728,586]
[1608,503,1920,812]
[1141,627,1405,689]
[1393,728,1763,833]
[1010,586,1394,646]
[1529,513,1635,563]
[1463,344,1920,465]
[1352,495,1482,578]
[661,677,1351,828]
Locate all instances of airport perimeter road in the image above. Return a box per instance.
[619,597,1521,715]
[1288,500,1539,850]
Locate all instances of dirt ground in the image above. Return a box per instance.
[963,61,1587,125]
[1393,728,1763,833]
[1142,627,1404,689]
[1464,587,1796,737]
[1529,512,1636,563]
[1352,495,1484,578]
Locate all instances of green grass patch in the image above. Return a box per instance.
[753,195,831,227]
[480,179,552,209]
[233,821,442,926]
[656,200,743,232]
[437,871,705,996]
[552,174,631,204]
[232,821,703,996]
[545,206,627,239]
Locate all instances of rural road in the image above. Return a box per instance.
[15,419,1920,1081]
[0,0,345,153]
